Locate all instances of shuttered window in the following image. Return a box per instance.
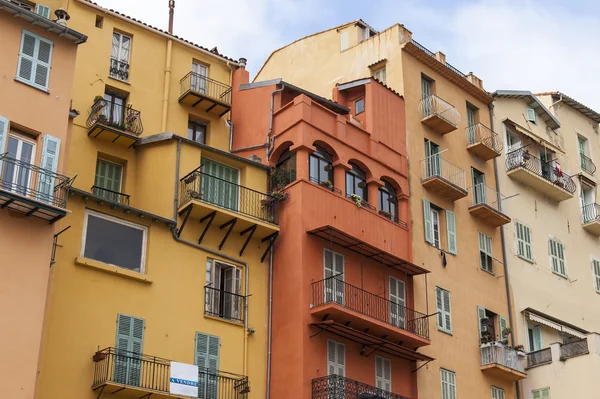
[375,356,391,392]
[491,386,505,399]
[478,232,493,273]
[324,249,344,305]
[423,198,433,244]
[548,238,566,277]
[440,369,456,399]
[526,108,537,123]
[515,222,533,261]
[446,210,457,254]
[36,134,61,204]
[94,159,123,202]
[436,287,452,334]
[17,30,53,90]
[195,332,220,398]
[327,339,345,376]
[114,314,144,386]
[201,159,239,211]
[593,260,600,293]
[532,387,550,399]
[499,316,508,340]
[35,4,51,18]
[0,116,7,173]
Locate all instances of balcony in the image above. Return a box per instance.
[581,204,600,235]
[466,123,503,160]
[560,338,589,360]
[86,98,144,146]
[179,72,232,117]
[580,153,596,175]
[205,286,245,324]
[312,375,410,399]
[526,348,552,369]
[467,184,510,227]
[92,347,249,398]
[506,147,576,202]
[419,94,460,134]
[420,155,467,201]
[92,186,130,206]
[0,154,72,223]
[311,278,430,348]
[109,57,129,82]
[480,343,527,381]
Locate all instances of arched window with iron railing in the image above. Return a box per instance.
[309,146,334,188]
[345,163,368,201]
[379,181,398,222]
[273,148,296,189]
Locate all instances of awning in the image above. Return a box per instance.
[504,119,565,155]
[310,320,434,362]
[525,308,588,339]
[307,226,429,275]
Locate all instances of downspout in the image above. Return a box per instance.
[161,1,175,132]
[266,248,274,399]
[266,83,286,162]
[490,103,521,399]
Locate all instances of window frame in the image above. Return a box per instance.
[548,236,567,277]
[378,181,398,222]
[593,258,600,293]
[309,146,334,186]
[374,355,392,392]
[81,209,148,273]
[345,162,367,201]
[355,97,365,115]
[112,31,132,64]
[431,207,441,249]
[188,118,207,144]
[526,108,537,124]
[35,4,51,18]
[436,286,452,334]
[491,386,505,399]
[16,29,53,91]
[440,368,456,399]
[531,387,550,399]
[479,232,494,274]
[373,67,386,84]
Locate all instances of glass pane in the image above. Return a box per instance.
[346,174,353,195]
[309,155,319,183]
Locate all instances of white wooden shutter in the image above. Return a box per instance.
[549,238,566,276]
[0,116,8,172]
[37,134,60,204]
[479,232,493,273]
[17,31,53,89]
[327,339,345,376]
[446,210,457,254]
[491,386,505,399]
[516,222,532,260]
[35,37,52,88]
[375,356,391,392]
[18,31,37,83]
[196,332,220,397]
[436,287,444,330]
[35,4,51,18]
[477,306,487,339]
[324,249,344,304]
[499,316,508,340]
[593,260,600,292]
[533,388,550,399]
[423,198,433,244]
[389,276,406,328]
[526,108,537,123]
[114,314,144,386]
[436,287,452,333]
[440,369,456,399]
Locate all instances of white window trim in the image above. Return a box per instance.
[16,29,53,92]
[81,209,148,273]
[440,368,456,399]
[112,31,132,64]
[548,236,567,278]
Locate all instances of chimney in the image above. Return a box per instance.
[397,24,413,44]
[238,58,247,69]
[168,0,175,34]
[466,72,484,90]
[54,8,70,26]
[434,51,446,64]
[232,57,250,87]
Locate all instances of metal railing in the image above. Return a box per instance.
[86,98,144,136]
[527,348,552,368]
[311,277,429,340]
[179,168,277,224]
[0,153,70,208]
[411,39,468,78]
[309,176,342,195]
[466,123,503,154]
[204,286,245,324]
[581,203,600,224]
[467,184,508,214]
[109,57,129,81]
[480,343,526,373]
[505,147,576,194]
[560,339,589,359]
[445,62,467,79]
[180,72,232,105]
[312,375,410,399]
[92,185,130,205]
[580,153,596,175]
[92,347,249,398]
[419,94,461,128]
[420,155,466,191]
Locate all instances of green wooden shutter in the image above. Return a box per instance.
[95,159,122,201]
[593,260,600,292]
[421,78,431,116]
[467,107,476,144]
[435,287,444,330]
[499,316,508,340]
[37,134,60,204]
[526,108,536,123]
[437,288,452,333]
[423,199,433,244]
[202,159,239,211]
[533,326,543,350]
[115,314,144,386]
[196,332,220,398]
[36,4,51,18]
[0,116,7,173]
[446,210,457,254]
[477,306,486,339]
[18,31,37,83]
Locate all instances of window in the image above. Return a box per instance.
[424,139,441,178]
[436,287,452,334]
[324,249,344,305]
[195,332,220,397]
[379,181,398,222]
[526,108,537,123]
[115,314,144,386]
[491,386,505,399]
[82,210,147,272]
[421,75,433,117]
[479,232,493,273]
[345,162,367,201]
[506,129,521,153]
[472,168,486,204]
[375,356,391,392]
[327,339,345,376]
[593,259,600,293]
[466,103,478,145]
[309,145,333,187]
[373,67,386,84]
[478,307,506,343]
[431,208,441,248]
[1,135,36,197]
[205,259,242,322]
[528,325,542,351]
[94,159,123,201]
[578,136,592,173]
[548,238,566,277]
[274,148,296,188]
[16,30,53,90]
[102,91,127,127]
[581,185,596,222]
[201,159,239,211]
[515,222,533,261]
[446,210,457,255]
[423,198,443,249]
[440,369,456,399]
[340,31,349,51]
[95,15,104,28]
[188,119,207,144]
[110,32,131,81]
[191,61,208,93]
[35,4,51,18]
[355,98,365,115]
[389,276,406,329]
[532,387,550,399]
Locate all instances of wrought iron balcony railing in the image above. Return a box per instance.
[580,153,596,175]
[0,153,70,208]
[420,155,466,190]
[419,94,461,128]
[92,185,130,205]
[480,343,526,373]
[92,347,249,398]
[560,338,589,359]
[505,146,576,194]
[180,72,232,105]
[467,184,508,214]
[466,123,503,153]
[311,277,429,340]
[526,348,552,368]
[180,168,277,224]
[205,286,245,324]
[86,98,144,136]
[312,375,410,399]
[109,57,129,81]
[581,203,600,224]
[411,40,467,79]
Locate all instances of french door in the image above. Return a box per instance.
[466,107,476,144]
[472,169,486,204]
[103,92,126,126]
[324,249,344,305]
[425,140,441,178]
[1,135,35,196]
[389,276,406,329]
[201,159,239,211]
[192,62,208,94]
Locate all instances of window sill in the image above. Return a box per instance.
[203,314,244,327]
[75,256,153,284]
[551,271,568,280]
[108,75,131,85]
[14,77,49,94]
[437,328,453,336]
[516,254,535,264]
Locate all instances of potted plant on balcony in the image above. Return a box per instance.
[522,149,531,161]
[379,209,392,219]
[514,344,527,357]
[319,180,333,190]
[480,332,494,347]
[349,194,362,208]
[93,350,107,362]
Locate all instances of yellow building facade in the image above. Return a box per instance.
[35,1,276,398]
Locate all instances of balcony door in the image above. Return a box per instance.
[581,185,596,222]
[389,276,406,329]
[114,314,144,387]
[207,260,241,321]
[425,139,441,178]
[201,159,239,212]
[324,249,344,305]
[472,168,486,204]
[103,91,126,127]
[466,106,476,145]
[1,135,35,196]
[192,61,207,94]
[421,77,432,117]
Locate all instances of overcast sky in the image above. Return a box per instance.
[94,0,600,111]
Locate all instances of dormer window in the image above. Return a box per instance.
[526,108,536,124]
[355,98,365,115]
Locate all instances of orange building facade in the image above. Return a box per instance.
[231,70,432,398]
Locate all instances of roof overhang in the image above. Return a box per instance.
[307,225,429,275]
[523,308,589,339]
[492,90,561,130]
[503,118,564,155]
[550,92,600,124]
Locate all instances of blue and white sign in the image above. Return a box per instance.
[170,361,199,397]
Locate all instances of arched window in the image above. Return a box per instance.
[274,148,296,188]
[309,146,334,188]
[379,181,398,222]
[346,163,368,201]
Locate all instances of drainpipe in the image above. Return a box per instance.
[266,248,274,399]
[490,103,521,399]
[266,83,286,162]
[161,1,175,132]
